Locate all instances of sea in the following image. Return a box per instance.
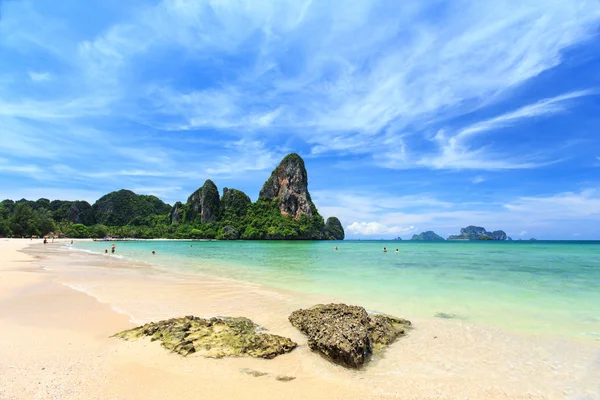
[74,240,600,341]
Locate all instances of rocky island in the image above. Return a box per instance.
[411,231,445,241]
[0,153,345,240]
[447,225,507,241]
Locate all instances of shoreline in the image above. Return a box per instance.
[1,238,599,399]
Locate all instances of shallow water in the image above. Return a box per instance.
[75,240,600,340]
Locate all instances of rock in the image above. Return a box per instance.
[259,153,315,220]
[369,314,411,350]
[66,201,95,225]
[276,375,296,382]
[289,304,411,368]
[434,312,458,319]
[491,230,507,240]
[411,231,445,241]
[220,225,240,240]
[448,225,508,241]
[170,201,183,225]
[324,217,345,240]
[113,316,297,359]
[221,188,251,218]
[240,368,269,377]
[186,180,221,224]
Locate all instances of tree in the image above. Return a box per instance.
[65,224,89,238]
[89,224,108,238]
[11,203,35,237]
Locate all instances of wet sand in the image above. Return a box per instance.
[1,239,599,399]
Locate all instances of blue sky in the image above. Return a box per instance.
[1,0,600,239]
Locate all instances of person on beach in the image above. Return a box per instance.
[43,238,47,244]
[111,244,116,254]
[383,247,387,252]
[105,249,108,254]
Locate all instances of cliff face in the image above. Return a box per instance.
[259,153,314,220]
[186,180,220,224]
[324,217,345,240]
[170,201,183,225]
[67,201,95,225]
[221,188,251,218]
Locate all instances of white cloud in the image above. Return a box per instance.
[504,189,600,219]
[346,222,416,236]
[28,71,54,82]
[0,164,44,177]
[472,176,486,184]
[31,0,598,171]
[314,188,600,239]
[455,91,595,140]
[413,91,594,170]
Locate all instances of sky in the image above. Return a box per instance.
[1,0,600,240]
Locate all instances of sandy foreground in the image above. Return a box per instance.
[0,239,599,400]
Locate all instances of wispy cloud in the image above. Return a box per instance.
[455,91,595,139]
[412,91,596,170]
[1,0,600,240]
[6,0,594,171]
[504,189,600,219]
[28,71,54,82]
[346,222,416,236]
[315,188,600,238]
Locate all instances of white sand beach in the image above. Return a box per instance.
[1,239,599,400]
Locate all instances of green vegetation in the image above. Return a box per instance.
[0,187,334,241]
[94,189,171,226]
[411,231,445,241]
[324,217,345,240]
[447,226,507,241]
[0,154,344,240]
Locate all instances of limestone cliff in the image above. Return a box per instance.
[324,217,345,240]
[411,231,444,241]
[170,201,183,225]
[447,225,507,241]
[66,201,96,225]
[221,188,251,218]
[186,180,220,224]
[259,153,315,220]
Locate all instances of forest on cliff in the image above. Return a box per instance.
[0,154,344,241]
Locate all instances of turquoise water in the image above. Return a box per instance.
[75,240,600,339]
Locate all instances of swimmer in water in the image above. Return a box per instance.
[152,250,156,255]
[334,246,338,251]
[111,244,116,254]
[105,249,108,254]
[395,248,399,253]
[383,247,388,253]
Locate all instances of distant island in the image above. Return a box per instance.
[0,153,345,241]
[447,226,507,241]
[411,231,445,241]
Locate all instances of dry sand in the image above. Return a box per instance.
[0,239,599,400]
